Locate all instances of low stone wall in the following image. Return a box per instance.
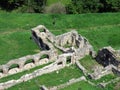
[112,66,120,76]
[49,76,86,90]
[75,61,88,76]
[98,77,120,88]
[0,53,80,89]
[0,50,57,78]
[89,65,112,80]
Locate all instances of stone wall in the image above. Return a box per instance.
[0,52,81,90]
[31,25,93,55]
[94,46,120,78]
[49,76,86,90]
[95,46,120,67]
[0,50,57,78]
[2,25,120,89]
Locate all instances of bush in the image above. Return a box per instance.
[99,0,120,12]
[66,0,100,14]
[12,5,35,13]
[0,0,47,13]
[66,0,120,14]
[44,2,66,14]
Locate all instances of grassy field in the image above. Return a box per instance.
[91,74,117,84]
[60,81,102,90]
[0,13,120,65]
[7,65,83,90]
[79,55,101,73]
[0,12,120,89]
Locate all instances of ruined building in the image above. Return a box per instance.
[31,25,93,62]
[0,25,119,89]
[95,46,120,77]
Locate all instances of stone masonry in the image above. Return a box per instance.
[0,25,120,89]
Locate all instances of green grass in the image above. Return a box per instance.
[60,74,118,90]
[90,74,117,84]
[7,64,83,90]
[0,13,120,64]
[78,26,120,51]
[0,12,120,89]
[105,79,120,90]
[60,81,102,90]
[0,31,39,64]
[79,55,101,73]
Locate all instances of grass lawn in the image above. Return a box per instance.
[7,64,83,90]
[0,31,39,64]
[60,73,118,90]
[105,79,120,90]
[79,55,101,73]
[0,13,120,64]
[78,25,120,51]
[90,73,117,84]
[0,12,120,89]
[60,81,102,90]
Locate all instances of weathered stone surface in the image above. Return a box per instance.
[0,50,56,78]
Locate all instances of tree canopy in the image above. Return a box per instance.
[0,0,120,13]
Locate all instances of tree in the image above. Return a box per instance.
[66,0,100,14]
[0,0,47,13]
[99,0,120,12]
[0,0,24,11]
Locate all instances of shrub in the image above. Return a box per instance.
[44,2,66,14]
[66,0,100,14]
[0,0,47,13]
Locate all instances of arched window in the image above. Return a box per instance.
[57,62,63,65]
[39,28,46,32]
[40,54,49,60]
[24,59,34,65]
[9,64,19,70]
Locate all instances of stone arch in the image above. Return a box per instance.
[9,64,19,70]
[24,59,35,65]
[39,28,46,32]
[40,54,49,60]
[57,61,63,65]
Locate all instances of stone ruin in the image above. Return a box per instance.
[31,25,93,61]
[95,47,120,76]
[0,25,120,89]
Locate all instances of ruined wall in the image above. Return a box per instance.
[0,25,120,89]
[0,52,78,90]
[95,46,120,77]
[0,50,57,78]
[95,47,120,67]
[31,25,93,54]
